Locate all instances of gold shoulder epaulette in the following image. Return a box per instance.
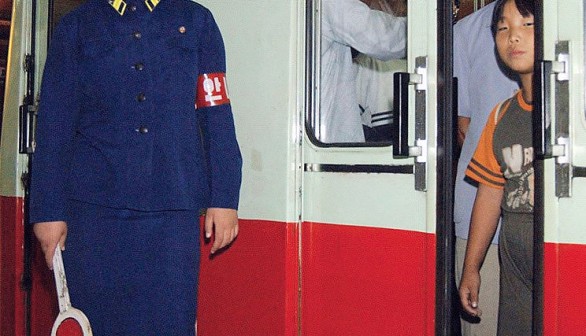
[109,0,127,16]
[145,0,161,12]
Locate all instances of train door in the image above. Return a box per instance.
[0,1,51,335]
[0,0,83,334]
[196,0,454,334]
[538,0,586,334]
[301,0,449,334]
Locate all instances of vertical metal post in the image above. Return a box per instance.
[532,1,545,334]
[20,1,37,335]
[436,0,456,333]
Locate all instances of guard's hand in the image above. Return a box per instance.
[33,221,67,269]
[459,268,482,317]
[204,208,238,254]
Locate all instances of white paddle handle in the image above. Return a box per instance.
[51,245,94,336]
[52,245,72,313]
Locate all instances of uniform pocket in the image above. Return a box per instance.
[164,35,198,72]
[158,35,199,102]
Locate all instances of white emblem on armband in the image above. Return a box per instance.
[195,73,230,108]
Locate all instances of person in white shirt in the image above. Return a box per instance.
[319,0,406,143]
[354,0,407,142]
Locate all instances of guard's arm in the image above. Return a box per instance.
[29,17,81,224]
[196,9,242,252]
[33,221,67,269]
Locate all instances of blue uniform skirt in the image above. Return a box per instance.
[63,200,201,336]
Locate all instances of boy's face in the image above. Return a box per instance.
[495,0,535,76]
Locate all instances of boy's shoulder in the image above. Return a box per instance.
[491,97,514,125]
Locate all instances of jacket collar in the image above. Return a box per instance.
[108,0,161,15]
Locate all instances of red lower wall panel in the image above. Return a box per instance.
[30,248,58,335]
[301,222,436,336]
[198,219,299,336]
[198,220,436,335]
[0,196,56,336]
[544,242,586,336]
[11,210,584,334]
[0,196,23,336]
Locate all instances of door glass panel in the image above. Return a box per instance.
[0,1,11,140]
[311,0,407,146]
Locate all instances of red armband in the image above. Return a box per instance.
[195,72,230,108]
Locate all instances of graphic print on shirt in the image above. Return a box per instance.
[465,91,534,215]
[502,144,534,210]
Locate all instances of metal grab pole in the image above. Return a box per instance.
[20,1,37,335]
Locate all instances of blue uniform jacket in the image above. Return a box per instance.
[29,0,242,223]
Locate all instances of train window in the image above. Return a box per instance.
[0,2,10,141]
[308,0,407,146]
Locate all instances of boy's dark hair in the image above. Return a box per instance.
[490,0,536,37]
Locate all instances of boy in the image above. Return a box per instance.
[458,0,535,334]
[452,1,519,334]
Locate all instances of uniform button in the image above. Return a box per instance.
[133,31,142,39]
[136,93,146,102]
[134,62,144,71]
[136,126,149,134]
[130,5,137,11]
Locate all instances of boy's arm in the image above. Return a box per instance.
[459,183,503,317]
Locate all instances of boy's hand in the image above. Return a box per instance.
[204,208,239,254]
[33,221,67,269]
[459,268,483,317]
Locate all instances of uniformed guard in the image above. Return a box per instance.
[29,0,242,334]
